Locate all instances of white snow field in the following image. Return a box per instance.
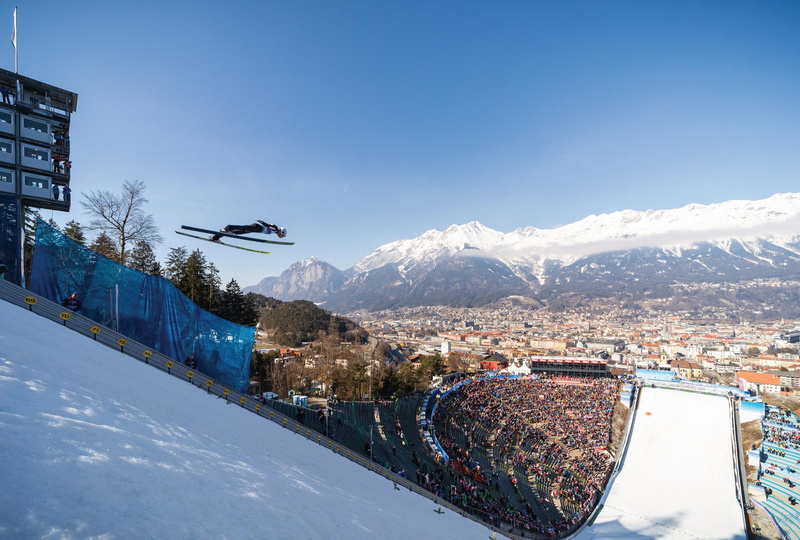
[577,388,747,539]
[0,299,492,539]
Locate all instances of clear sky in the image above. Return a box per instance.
[10,1,800,287]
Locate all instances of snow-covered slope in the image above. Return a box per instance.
[0,299,491,539]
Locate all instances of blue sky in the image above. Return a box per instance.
[10,1,800,287]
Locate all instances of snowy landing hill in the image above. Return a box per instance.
[0,299,491,539]
[246,192,800,314]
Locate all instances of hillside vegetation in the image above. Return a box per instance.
[255,296,366,347]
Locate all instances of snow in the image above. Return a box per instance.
[0,300,492,539]
[354,192,800,273]
[577,388,746,539]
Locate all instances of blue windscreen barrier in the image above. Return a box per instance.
[0,193,21,285]
[29,219,255,392]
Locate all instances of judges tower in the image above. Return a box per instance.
[0,67,78,284]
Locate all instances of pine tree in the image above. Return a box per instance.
[165,246,189,286]
[184,249,212,308]
[206,262,221,312]
[89,231,120,261]
[218,279,259,326]
[23,208,42,283]
[63,220,86,245]
[128,240,160,275]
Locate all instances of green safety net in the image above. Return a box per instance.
[29,219,254,392]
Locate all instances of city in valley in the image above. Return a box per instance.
[351,302,799,393]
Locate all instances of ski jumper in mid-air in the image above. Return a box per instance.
[210,220,287,242]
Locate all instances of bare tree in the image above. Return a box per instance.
[81,179,162,265]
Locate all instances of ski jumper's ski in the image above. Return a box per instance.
[175,231,271,254]
[181,225,295,245]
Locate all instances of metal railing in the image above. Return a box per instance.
[0,277,518,539]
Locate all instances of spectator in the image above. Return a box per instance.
[52,184,60,200]
[184,354,197,369]
[61,293,81,312]
[62,185,72,203]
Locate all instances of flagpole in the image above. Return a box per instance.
[12,6,17,73]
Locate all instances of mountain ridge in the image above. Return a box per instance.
[244,192,800,315]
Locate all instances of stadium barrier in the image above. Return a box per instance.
[730,396,754,533]
[750,498,790,540]
[0,278,529,540]
[641,377,747,399]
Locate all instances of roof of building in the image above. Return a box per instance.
[737,371,780,385]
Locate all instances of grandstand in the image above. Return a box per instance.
[429,374,620,536]
[755,405,800,538]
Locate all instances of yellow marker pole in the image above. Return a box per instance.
[59,312,71,326]
[165,361,173,374]
[90,326,100,341]
[24,296,36,311]
[240,396,246,407]
[223,388,230,403]
[143,350,152,364]
[206,380,213,394]
[186,370,194,384]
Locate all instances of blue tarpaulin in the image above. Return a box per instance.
[29,219,255,392]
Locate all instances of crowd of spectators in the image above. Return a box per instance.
[763,407,800,451]
[432,375,620,535]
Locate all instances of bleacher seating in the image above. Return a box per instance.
[758,405,800,539]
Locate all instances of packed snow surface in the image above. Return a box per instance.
[0,300,492,539]
[577,388,746,539]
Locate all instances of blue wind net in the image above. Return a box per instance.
[29,219,255,392]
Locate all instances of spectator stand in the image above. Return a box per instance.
[428,373,621,537]
[757,405,800,539]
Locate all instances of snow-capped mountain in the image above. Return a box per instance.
[246,193,800,315]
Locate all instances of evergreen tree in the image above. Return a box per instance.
[63,220,86,245]
[89,231,120,260]
[128,240,160,275]
[418,352,446,386]
[397,361,419,393]
[218,279,259,325]
[379,365,400,397]
[47,218,60,231]
[22,208,42,284]
[165,246,189,286]
[206,262,222,312]
[183,249,212,308]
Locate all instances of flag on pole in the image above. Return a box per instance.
[11,7,16,51]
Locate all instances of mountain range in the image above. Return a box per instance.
[244,193,800,316]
